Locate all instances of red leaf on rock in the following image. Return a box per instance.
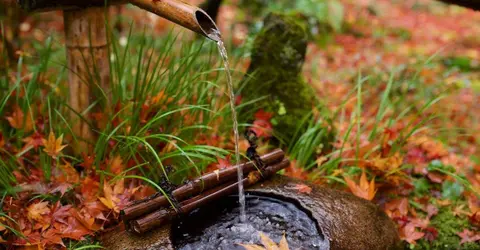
[287,184,312,194]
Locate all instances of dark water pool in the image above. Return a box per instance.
[171,193,329,250]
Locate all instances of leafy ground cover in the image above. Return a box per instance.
[0,0,479,249]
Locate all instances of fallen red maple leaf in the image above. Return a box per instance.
[22,131,44,151]
[457,229,480,244]
[287,184,312,194]
[399,223,425,245]
[6,105,34,132]
[251,109,273,138]
[216,156,231,170]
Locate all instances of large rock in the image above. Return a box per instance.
[101,175,401,250]
[239,12,333,148]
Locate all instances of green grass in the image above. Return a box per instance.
[0,21,250,194]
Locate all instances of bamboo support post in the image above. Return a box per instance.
[120,149,285,222]
[63,7,110,153]
[131,158,290,234]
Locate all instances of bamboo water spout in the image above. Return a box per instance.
[129,0,221,40]
[16,0,221,40]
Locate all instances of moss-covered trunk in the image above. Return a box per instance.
[240,12,333,151]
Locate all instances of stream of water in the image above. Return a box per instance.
[209,30,246,222]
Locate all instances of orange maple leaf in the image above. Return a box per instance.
[108,155,125,175]
[6,105,34,132]
[56,160,80,183]
[344,171,377,201]
[27,201,50,222]
[369,153,403,173]
[42,132,67,159]
[98,181,124,213]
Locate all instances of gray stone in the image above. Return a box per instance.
[101,175,401,250]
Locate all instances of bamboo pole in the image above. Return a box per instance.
[129,0,220,39]
[64,7,110,153]
[120,149,285,222]
[16,0,221,40]
[131,158,291,234]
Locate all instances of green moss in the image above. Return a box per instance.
[414,207,480,250]
[240,12,333,147]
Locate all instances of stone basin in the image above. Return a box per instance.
[101,175,402,250]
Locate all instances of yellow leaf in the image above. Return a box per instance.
[113,179,125,195]
[278,234,289,250]
[239,232,290,250]
[369,153,403,172]
[259,232,279,250]
[99,182,120,213]
[344,171,377,201]
[42,132,67,159]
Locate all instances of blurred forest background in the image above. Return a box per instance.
[0,0,479,249]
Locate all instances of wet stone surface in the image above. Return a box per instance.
[101,175,401,250]
[172,194,328,250]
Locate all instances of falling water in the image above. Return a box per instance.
[208,30,246,222]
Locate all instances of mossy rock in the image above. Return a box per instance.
[240,12,333,148]
[415,207,480,250]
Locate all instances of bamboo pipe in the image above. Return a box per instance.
[15,0,221,40]
[120,149,285,222]
[129,0,221,40]
[131,158,291,234]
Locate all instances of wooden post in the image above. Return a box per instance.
[64,7,110,153]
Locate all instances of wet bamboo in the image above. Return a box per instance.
[128,0,220,39]
[131,158,291,234]
[16,0,221,39]
[120,149,285,222]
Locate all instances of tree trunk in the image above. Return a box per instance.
[64,7,110,153]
